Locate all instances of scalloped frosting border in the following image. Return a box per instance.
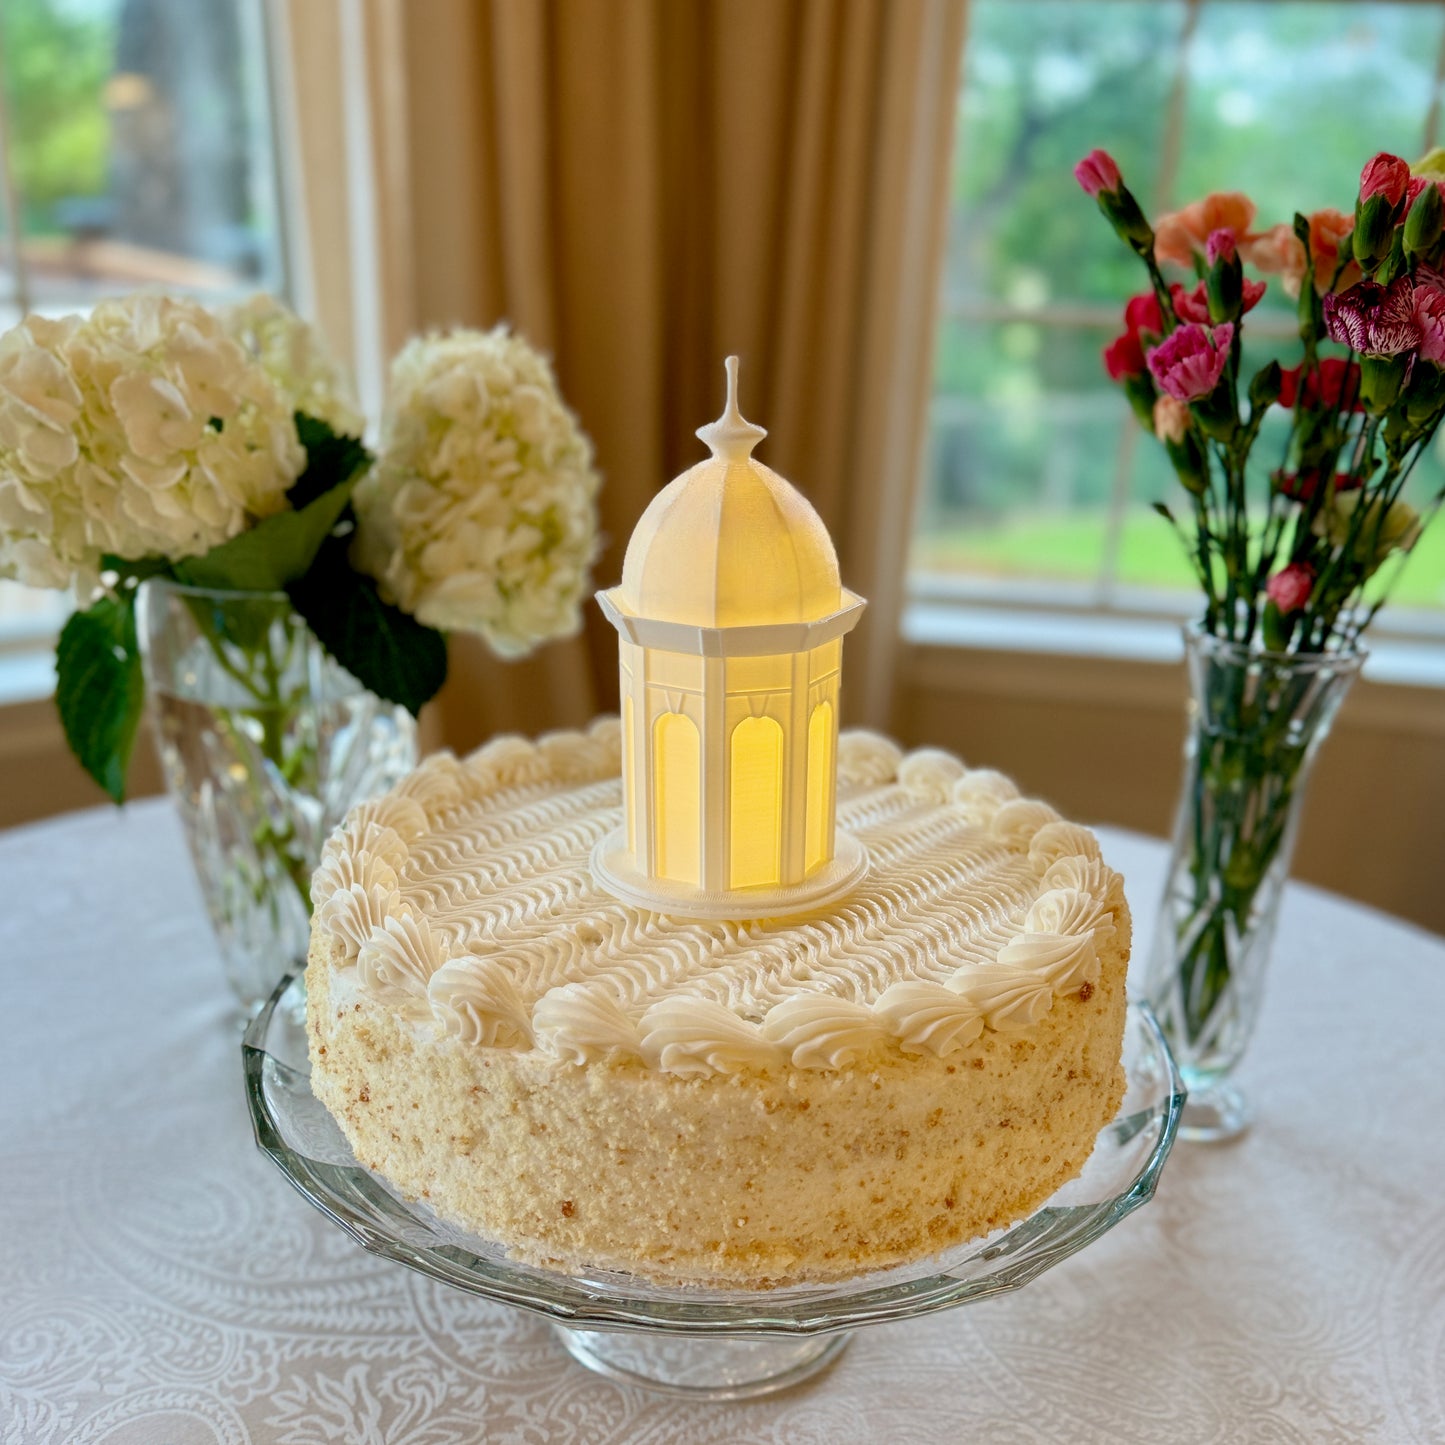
[311,719,1121,1077]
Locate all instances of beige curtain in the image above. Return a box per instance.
[394,0,966,750]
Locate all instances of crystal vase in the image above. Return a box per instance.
[1145,627,1363,1142]
[137,579,418,1015]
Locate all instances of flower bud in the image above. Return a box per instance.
[1248,360,1282,411]
[1354,193,1397,266]
[1206,235,1245,322]
[1152,394,1190,445]
[1358,351,1412,413]
[1404,180,1444,257]
[1261,601,1288,653]
[1099,186,1156,255]
[1164,429,1208,495]
[1074,149,1121,198]
[1360,152,1411,208]
[1121,373,1158,430]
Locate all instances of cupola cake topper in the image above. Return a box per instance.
[592,356,868,919]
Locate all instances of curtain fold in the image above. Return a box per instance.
[398,0,967,751]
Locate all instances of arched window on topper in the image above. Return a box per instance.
[730,715,784,889]
[653,711,700,885]
[593,356,870,921]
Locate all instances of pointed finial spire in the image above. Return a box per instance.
[697,355,767,461]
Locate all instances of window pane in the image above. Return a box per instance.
[948,1,1188,312]
[0,0,286,680]
[920,0,1445,621]
[914,319,1126,589]
[0,0,284,318]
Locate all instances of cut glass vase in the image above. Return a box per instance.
[1145,626,1363,1141]
[137,578,417,1015]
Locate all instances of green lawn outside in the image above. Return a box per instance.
[912,509,1445,611]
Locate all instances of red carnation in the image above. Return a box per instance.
[1265,562,1316,615]
[1125,292,1164,339]
[1360,152,1411,209]
[1103,329,1147,381]
[1169,278,1266,325]
[1277,358,1364,412]
[1272,469,1360,503]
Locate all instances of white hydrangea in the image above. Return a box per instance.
[222,293,364,438]
[353,326,601,655]
[0,296,304,588]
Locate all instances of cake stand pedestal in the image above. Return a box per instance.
[553,1327,849,1399]
[244,977,1182,1400]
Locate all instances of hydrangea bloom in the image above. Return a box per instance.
[0,297,302,589]
[222,294,364,438]
[353,326,601,655]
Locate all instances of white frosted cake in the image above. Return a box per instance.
[305,720,1129,1287]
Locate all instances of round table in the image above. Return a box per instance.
[2,800,1442,1444]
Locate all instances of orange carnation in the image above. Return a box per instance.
[1242,209,1358,297]
[1152,192,1257,268]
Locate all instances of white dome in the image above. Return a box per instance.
[615,360,842,628]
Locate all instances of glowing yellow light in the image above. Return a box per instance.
[592,357,867,917]
[730,716,783,888]
[805,701,833,874]
[624,694,636,854]
[654,712,700,884]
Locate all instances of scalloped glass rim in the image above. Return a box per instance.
[244,974,1183,1336]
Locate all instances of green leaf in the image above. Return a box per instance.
[288,538,448,717]
[289,412,371,511]
[1151,501,1176,523]
[175,476,362,592]
[173,414,372,592]
[54,592,145,804]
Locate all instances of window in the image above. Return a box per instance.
[0,0,289,697]
[911,0,1445,661]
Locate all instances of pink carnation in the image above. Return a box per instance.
[1413,268,1445,364]
[1360,152,1410,208]
[1323,277,1420,356]
[1074,149,1121,198]
[1147,322,1234,402]
[1206,229,1237,265]
[1265,563,1315,616]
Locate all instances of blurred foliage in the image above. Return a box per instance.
[0,0,115,230]
[922,0,1445,609]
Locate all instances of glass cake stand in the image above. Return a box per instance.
[243,975,1184,1400]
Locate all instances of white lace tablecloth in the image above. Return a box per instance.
[3,799,1443,1444]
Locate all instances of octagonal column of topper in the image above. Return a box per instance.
[591,356,869,920]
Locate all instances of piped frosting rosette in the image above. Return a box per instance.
[312,724,1121,1076]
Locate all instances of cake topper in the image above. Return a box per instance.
[592,356,868,919]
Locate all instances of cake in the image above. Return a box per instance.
[304,358,1128,1287]
[304,723,1129,1286]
